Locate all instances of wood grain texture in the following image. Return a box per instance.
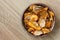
[0,0,60,40]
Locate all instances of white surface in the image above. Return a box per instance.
[0,0,60,40]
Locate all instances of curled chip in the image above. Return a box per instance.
[28,4,36,11]
[27,22,41,30]
[33,6,42,14]
[28,27,35,32]
[23,4,55,36]
[38,19,45,28]
[33,30,43,36]
[48,10,54,17]
[30,15,38,21]
[48,10,54,21]
[42,28,50,34]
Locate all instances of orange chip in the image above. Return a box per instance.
[45,21,52,28]
[48,10,54,17]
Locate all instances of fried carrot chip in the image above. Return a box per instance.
[45,21,52,28]
[42,28,50,34]
[27,22,41,30]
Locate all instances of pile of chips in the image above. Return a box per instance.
[23,4,55,36]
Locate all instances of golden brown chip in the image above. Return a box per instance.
[48,10,54,21]
[48,10,54,17]
[28,4,36,11]
[40,7,48,11]
[24,12,31,17]
[33,6,42,14]
[45,21,52,28]
[28,27,34,32]
[24,13,38,21]
[30,15,38,21]
[39,11,49,20]
[42,28,50,34]
[43,7,48,11]
[27,22,41,30]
